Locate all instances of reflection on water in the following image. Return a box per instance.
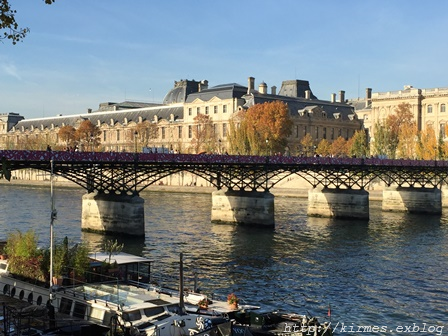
[0,184,447,332]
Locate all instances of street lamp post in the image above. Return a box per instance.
[266,139,269,156]
[134,131,138,153]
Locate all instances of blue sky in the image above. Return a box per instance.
[1,1,448,119]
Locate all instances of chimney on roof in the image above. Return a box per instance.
[87,108,92,113]
[199,80,208,92]
[331,93,336,103]
[259,82,267,94]
[271,86,277,95]
[339,90,345,103]
[247,77,255,94]
[305,90,311,99]
[366,88,372,107]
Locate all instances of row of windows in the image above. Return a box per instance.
[427,104,446,113]
[187,124,228,138]
[188,105,228,116]
[294,125,351,140]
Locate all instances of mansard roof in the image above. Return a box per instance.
[163,79,203,104]
[13,104,184,131]
[185,83,247,102]
[250,93,356,120]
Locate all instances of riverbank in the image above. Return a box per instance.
[0,178,384,201]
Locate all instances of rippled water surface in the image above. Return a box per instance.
[0,184,447,333]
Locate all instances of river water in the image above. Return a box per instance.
[0,184,446,334]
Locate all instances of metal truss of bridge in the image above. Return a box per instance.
[1,150,446,235]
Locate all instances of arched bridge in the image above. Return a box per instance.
[0,150,446,193]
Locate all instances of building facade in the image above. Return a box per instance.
[352,85,448,142]
[0,77,361,155]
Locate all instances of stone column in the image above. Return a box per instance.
[211,190,274,227]
[81,192,145,236]
[308,187,369,219]
[382,186,441,214]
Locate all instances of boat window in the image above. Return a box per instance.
[2,284,9,295]
[59,297,72,315]
[10,287,15,297]
[37,296,42,305]
[27,293,33,304]
[73,302,87,319]
[167,304,181,314]
[122,310,142,322]
[19,290,24,300]
[143,306,164,318]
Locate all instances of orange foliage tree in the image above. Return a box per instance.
[243,101,293,155]
[299,133,315,156]
[191,114,215,154]
[134,121,158,150]
[75,120,101,151]
[330,136,348,157]
[58,125,77,149]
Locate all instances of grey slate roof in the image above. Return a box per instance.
[185,83,247,102]
[13,105,184,131]
[250,92,356,120]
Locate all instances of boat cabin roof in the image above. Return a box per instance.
[88,252,152,266]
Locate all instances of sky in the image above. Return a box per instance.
[2,0,448,119]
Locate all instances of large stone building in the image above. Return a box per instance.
[0,77,361,154]
[351,85,448,142]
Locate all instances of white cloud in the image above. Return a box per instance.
[2,63,22,81]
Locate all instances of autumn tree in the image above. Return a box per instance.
[244,101,293,155]
[190,114,215,154]
[330,136,347,157]
[348,130,368,158]
[58,125,76,148]
[316,139,331,157]
[1,0,55,44]
[75,120,101,151]
[416,126,437,160]
[396,121,418,159]
[382,102,415,158]
[134,121,158,150]
[300,133,314,156]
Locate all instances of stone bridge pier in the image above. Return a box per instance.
[382,186,442,214]
[307,186,370,219]
[211,190,275,227]
[81,192,145,236]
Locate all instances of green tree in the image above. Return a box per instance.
[371,122,389,158]
[228,110,250,154]
[349,130,368,158]
[1,0,55,44]
[102,239,124,264]
[5,230,45,281]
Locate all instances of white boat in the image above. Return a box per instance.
[0,252,234,336]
